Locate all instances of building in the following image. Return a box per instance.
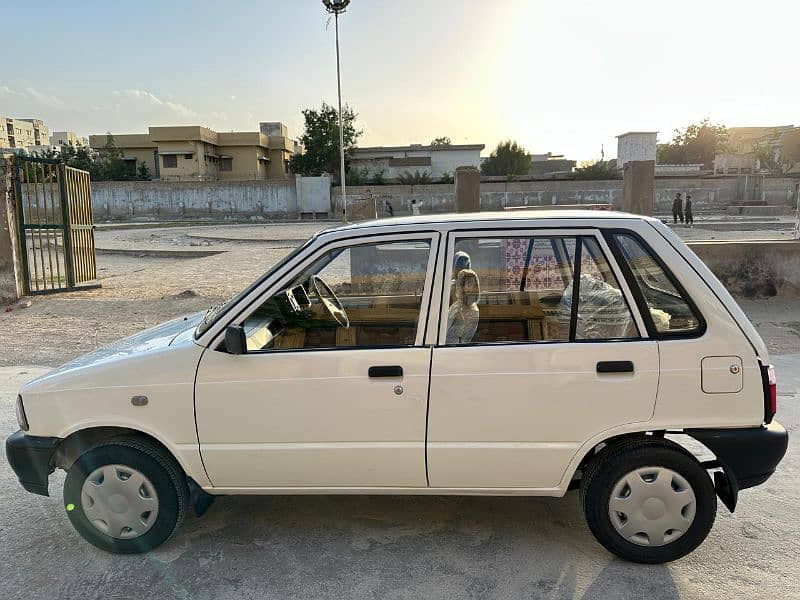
[89,123,295,181]
[714,125,800,175]
[349,143,484,181]
[1,116,50,150]
[50,131,83,147]
[616,132,657,168]
[528,152,576,178]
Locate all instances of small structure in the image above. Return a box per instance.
[616,132,657,170]
[528,152,576,178]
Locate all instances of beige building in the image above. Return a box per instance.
[89,123,295,181]
[50,131,83,147]
[1,117,50,150]
[714,125,800,175]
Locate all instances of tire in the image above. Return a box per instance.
[63,438,189,554]
[581,438,717,564]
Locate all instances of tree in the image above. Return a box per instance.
[137,161,152,180]
[656,119,728,169]
[430,136,451,147]
[572,159,620,180]
[439,171,454,184]
[480,140,531,176]
[289,102,362,183]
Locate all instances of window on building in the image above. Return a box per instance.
[242,240,432,351]
[162,155,177,168]
[220,158,233,172]
[444,235,638,345]
[184,153,193,160]
[611,233,703,335]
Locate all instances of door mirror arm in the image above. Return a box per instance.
[224,325,247,355]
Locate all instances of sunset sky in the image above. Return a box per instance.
[2,0,798,161]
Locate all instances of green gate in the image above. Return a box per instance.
[13,155,100,294]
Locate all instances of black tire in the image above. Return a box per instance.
[581,438,717,564]
[63,438,189,554]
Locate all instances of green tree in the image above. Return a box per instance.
[289,102,362,183]
[430,136,451,147]
[572,159,620,180]
[439,171,454,184]
[656,119,728,169]
[480,140,531,176]
[137,161,152,180]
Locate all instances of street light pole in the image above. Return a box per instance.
[323,0,351,221]
[334,11,347,221]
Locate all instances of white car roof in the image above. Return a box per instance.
[326,210,658,235]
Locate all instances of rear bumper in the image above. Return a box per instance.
[5,431,61,496]
[687,421,788,511]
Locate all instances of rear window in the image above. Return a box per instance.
[611,233,703,336]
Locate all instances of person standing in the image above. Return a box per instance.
[672,193,684,224]
[684,194,693,227]
[385,200,394,217]
[411,199,420,216]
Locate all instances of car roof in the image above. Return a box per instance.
[326,209,656,234]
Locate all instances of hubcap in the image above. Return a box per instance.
[608,466,696,547]
[80,464,159,539]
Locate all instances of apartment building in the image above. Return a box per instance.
[50,131,84,147]
[89,123,295,181]
[1,116,50,150]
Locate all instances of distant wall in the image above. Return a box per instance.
[338,175,799,216]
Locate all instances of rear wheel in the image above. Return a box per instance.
[581,438,717,563]
[63,438,188,553]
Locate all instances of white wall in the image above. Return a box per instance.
[617,133,657,167]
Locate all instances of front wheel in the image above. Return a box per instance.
[63,438,189,553]
[581,439,717,564]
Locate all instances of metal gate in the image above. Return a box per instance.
[13,155,99,294]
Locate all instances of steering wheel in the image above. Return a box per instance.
[309,275,350,328]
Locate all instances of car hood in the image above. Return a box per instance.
[22,311,205,389]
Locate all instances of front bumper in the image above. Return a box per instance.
[5,431,61,496]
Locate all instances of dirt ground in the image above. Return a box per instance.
[1,222,798,367]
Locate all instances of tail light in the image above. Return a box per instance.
[761,364,777,424]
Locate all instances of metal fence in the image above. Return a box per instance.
[14,156,99,294]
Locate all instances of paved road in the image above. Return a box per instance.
[1,357,797,600]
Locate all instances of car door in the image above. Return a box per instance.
[194,232,439,489]
[427,228,659,490]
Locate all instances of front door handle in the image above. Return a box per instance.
[369,365,403,378]
[597,361,634,374]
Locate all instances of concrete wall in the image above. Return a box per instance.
[336,176,799,216]
[91,179,299,220]
[687,240,800,298]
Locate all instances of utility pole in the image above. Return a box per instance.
[323,0,351,221]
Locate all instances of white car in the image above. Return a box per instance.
[6,211,787,563]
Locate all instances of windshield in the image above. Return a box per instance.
[194,234,319,338]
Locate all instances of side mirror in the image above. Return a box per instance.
[224,324,247,355]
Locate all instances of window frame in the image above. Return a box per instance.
[161,154,177,168]
[603,229,707,340]
[213,231,441,354]
[437,228,648,347]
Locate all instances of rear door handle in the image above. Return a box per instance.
[597,361,634,374]
[368,365,403,378]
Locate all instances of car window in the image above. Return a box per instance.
[445,235,638,345]
[243,239,431,351]
[611,233,702,335]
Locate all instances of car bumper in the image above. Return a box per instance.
[5,430,61,496]
[687,420,788,512]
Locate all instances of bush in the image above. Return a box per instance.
[397,170,432,185]
[439,171,454,184]
[370,169,386,185]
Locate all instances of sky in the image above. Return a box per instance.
[2,0,798,162]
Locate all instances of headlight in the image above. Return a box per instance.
[15,395,29,431]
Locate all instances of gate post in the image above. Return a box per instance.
[57,163,76,288]
[0,155,25,303]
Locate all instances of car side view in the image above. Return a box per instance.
[6,211,788,563]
